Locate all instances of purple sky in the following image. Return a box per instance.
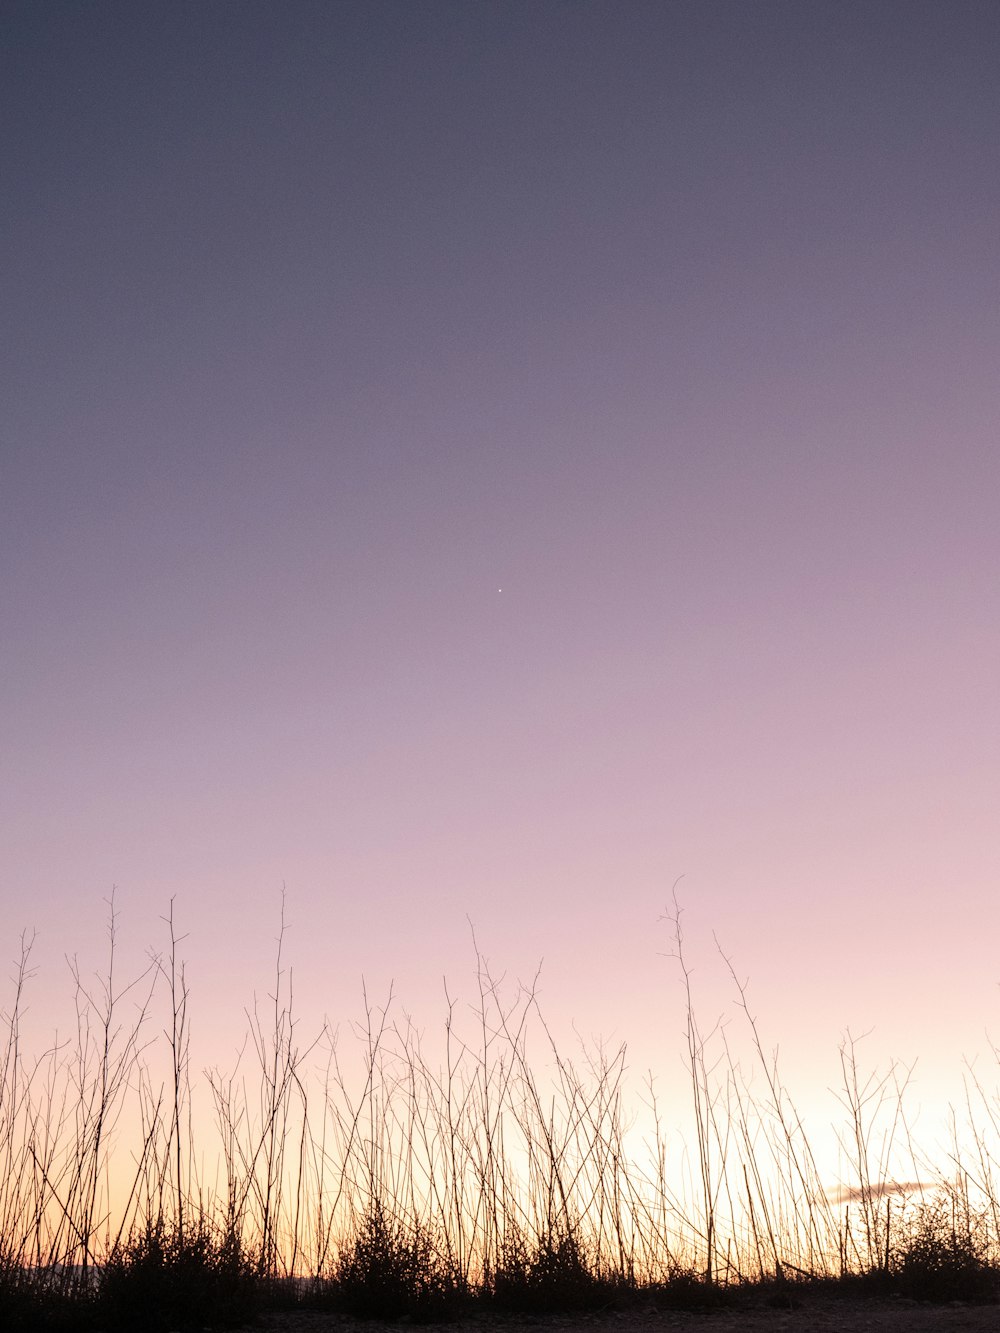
[3,1,1000,1144]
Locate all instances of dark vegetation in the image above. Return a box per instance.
[1,894,998,1329]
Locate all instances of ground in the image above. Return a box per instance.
[239,1300,1000,1333]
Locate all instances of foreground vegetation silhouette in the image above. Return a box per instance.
[1,895,998,1329]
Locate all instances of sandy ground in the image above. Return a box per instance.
[238,1301,1000,1333]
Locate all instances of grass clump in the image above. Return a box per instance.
[99,1220,259,1331]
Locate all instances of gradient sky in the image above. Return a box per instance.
[3,1,1000,1162]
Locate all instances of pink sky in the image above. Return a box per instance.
[2,1,999,1188]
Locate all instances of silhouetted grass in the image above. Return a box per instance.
[1,893,999,1327]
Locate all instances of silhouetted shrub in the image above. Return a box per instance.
[332,1200,461,1320]
[490,1228,623,1312]
[647,1266,735,1311]
[0,1256,92,1332]
[99,1219,259,1331]
[894,1201,997,1304]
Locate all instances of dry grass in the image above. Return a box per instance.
[0,892,997,1329]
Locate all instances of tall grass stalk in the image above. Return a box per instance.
[0,896,998,1322]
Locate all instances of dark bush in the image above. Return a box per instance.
[490,1229,623,1312]
[331,1200,461,1320]
[645,1264,736,1311]
[0,1255,93,1332]
[99,1219,259,1331]
[894,1202,997,1304]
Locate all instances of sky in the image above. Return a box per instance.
[3,0,1000,1176]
